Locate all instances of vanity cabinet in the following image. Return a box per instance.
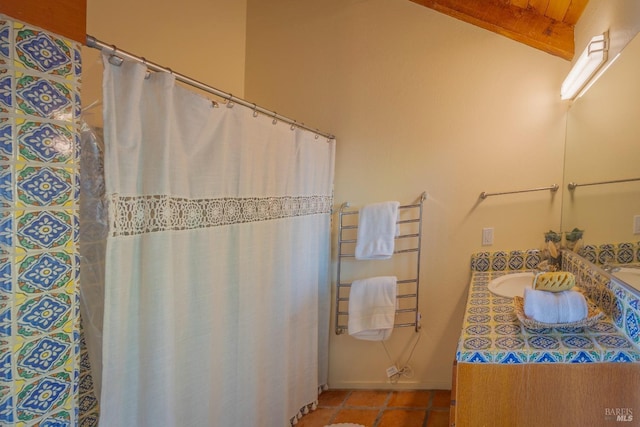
[451,362,640,426]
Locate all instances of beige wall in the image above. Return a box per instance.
[245,0,569,389]
[82,0,247,126]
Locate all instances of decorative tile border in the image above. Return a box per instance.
[0,15,81,426]
[470,249,541,272]
[579,241,640,266]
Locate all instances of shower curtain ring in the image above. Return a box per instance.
[290,121,296,131]
[252,104,259,117]
[107,44,124,66]
[272,113,278,125]
[108,55,123,66]
[141,57,151,79]
[226,94,235,108]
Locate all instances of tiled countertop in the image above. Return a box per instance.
[455,270,640,364]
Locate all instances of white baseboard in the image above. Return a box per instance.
[326,379,451,390]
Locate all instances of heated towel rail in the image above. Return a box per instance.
[335,192,427,335]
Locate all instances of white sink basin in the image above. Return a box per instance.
[612,267,640,291]
[487,272,535,298]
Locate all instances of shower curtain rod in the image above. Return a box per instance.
[85,35,335,141]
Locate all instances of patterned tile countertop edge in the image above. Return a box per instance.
[455,249,640,364]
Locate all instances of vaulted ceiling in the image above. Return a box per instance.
[409,0,590,60]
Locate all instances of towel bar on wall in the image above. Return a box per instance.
[334,192,427,335]
[479,184,559,199]
[567,177,640,189]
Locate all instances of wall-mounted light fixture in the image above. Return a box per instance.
[560,32,609,100]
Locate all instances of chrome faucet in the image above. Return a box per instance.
[602,263,621,273]
[534,260,557,273]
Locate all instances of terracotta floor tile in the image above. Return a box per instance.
[345,390,389,407]
[377,409,427,427]
[318,389,350,407]
[333,408,380,426]
[432,389,451,409]
[312,388,450,427]
[426,409,450,427]
[387,390,432,408]
[296,407,337,427]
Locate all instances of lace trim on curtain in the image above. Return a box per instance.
[108,194,333,237]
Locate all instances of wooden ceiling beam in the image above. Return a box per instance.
[511,0,530,8]
[563,0,589,25]
[545,0,572,21]
[0,0,86,44]
[529,0,551,16]
[409,0,575,60]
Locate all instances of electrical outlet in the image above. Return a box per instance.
[634,215,640,235]
[386,365,399,378]
[482,227,494,246]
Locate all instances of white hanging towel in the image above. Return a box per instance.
[348,276,397,341]
[355,201,400,260]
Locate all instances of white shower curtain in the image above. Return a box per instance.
[99,54,334,427]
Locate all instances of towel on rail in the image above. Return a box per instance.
[355,201,400,260]
[348,276,397,341]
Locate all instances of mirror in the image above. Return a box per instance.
[562,32,640,291]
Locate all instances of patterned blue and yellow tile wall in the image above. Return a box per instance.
[470,249,542,273]
[0,15,80,426]
[564,247,640,349]
[579,241,640,266]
